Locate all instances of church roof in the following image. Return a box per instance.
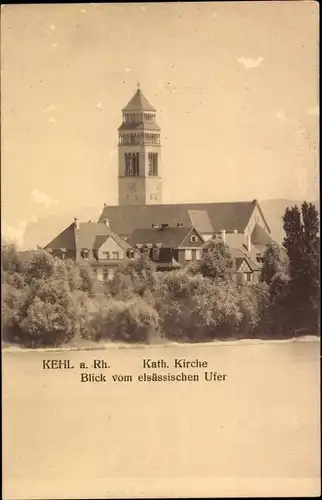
[251,223,276,246]
[122,89,156,112]
[98,201,260,237]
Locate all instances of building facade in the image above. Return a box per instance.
[118,87,162,206]
[44,218,133,281]
[43,87,278,283]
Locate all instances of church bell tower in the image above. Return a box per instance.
[118,85,162,205]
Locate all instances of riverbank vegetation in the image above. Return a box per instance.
[2,202,319,347]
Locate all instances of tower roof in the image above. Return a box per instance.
[122,89,156,112]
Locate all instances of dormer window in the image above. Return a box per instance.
[190,235,198,243]
[102,252,110,260]
[127,249,135,259]
[81,248,90,260]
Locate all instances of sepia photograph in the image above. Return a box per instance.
[1,1,320,498]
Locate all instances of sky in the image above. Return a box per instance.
[1,1,319,247]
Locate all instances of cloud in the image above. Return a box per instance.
[307,105,319,116]
[49,24,56,31]
[275,110,287,122]
[141,6,147,11]
[96,101,103,110]
[42,104,56,113]
[80,8,87,14]
[31,189,58,208]
[124,68,132,73]
[109,148,117,158]
[2,220,29,248]
[48,116,56,123]
[237,56,264,69]
[51,43,59,49]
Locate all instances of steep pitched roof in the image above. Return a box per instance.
[122,89,156,112]
[45,222,130,251]
[230,248,260,272]
[128,226,195,248]
[44,223,76,250]
[98,201,256,237]
[251,223,276,246]
[188,210,213,233]
[76,223,130,251]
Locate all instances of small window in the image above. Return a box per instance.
[247,273,253,282]
[112,251,119,260]
[102,252,110,260]
[128,250,135,259]
[108,268,115,281]
[81,249,90,260]
[152,248,160,261]
[196,249,201,261]
[190,235,198,243]
[185,249,192,261]
[96,268,103,281]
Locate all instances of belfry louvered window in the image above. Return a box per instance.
[148,152,158,176]
[125,152,140,176]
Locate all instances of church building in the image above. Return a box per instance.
[98,87,276,266]
[44,87,277,282]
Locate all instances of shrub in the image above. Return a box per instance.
[90,296,161,343]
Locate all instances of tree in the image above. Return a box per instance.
[193,239,234,282]
[282,202,320,330]
[260,243,289,284]
[23,250,56,283]
[108,254,157,299]
[155,270,242,341]
[90,296,161,343]
[1,244,23,274]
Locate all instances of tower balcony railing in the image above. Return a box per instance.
[119,133,161,146]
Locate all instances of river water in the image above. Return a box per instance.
[2,338,320,498]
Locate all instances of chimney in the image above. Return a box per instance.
[247,234,251,252]
[220,229,226,244]
[88,220,91,223]
[104,218,110,228]
[233,229,238,234]
[104,203,107,207]
[74,217,79,230]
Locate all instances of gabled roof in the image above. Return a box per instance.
[45,222,130,252]
[128,226,195,248]
[44,223,76,250]
[230,248,260,272]
[251,223,276,246]
[98,201,256,237]
[122,89,156,112]
[188,210,213,233]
